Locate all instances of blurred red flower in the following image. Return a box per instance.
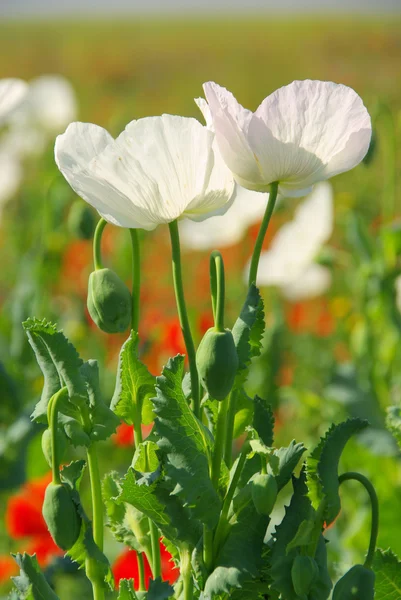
[112,541,179,589]
[112,423,153,447]
[0,556,17,583]
[5,473,62,567]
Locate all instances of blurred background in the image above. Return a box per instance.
[0,0,401,598]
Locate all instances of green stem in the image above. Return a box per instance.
[47,387,69,485]
[149,520,161,579]
[89,578,105,600]
[180,546,193,600]
[213,441,248,556]
[338,471,379,569]
[137,553,146,591]
[129,229,141,333]
[223,390,237,468]
[210,251,225,332]
[203,526,214,573]
[211,397,229,489]
[93,218,107,271]
[168,220,200,418]
[87,444,104,551]
[248,182,279,286]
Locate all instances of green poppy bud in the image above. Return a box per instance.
[87,268,131,334]
[42,483,81,550]
[41,428,67,468]
[196,327,239,400]
[67,200,96,239]
[332,564,375,600]
[251,473,278,516]
[291,555,319,597]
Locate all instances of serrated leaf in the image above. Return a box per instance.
[12,553,59,600]
[233,390,254,439]
[286,519,315,554]
[270,473,332,600]
[132,441,160,474]
[373,548,401,600]
[253,396,274,447]
[274,441,305,491]
[119,468,201,548]
[232,285,265,386]
[387,406,401,450]
[152,356,220,529]
[102,471,151,554]
[147,577,174,599]
[63,461,114,590]
[306,418,368,524]
[81,360,120,442]
[24,318,87,422]
[204,482,269,598]
[111,331,155,426]
[118,579,138,600]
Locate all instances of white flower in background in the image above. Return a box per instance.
[55,115,235,230]
[395,277,401,313]
[3,75,77,158]
[203,80,371,197]
[246,181,333,301]
[179,184,267,250]
[0,153,22,214]
[0,79,28,125]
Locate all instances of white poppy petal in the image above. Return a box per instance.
[28,75,77,132]
[195,97,214,131]
[0,78,28,124]
[282,264,332,301]
[203,82,264,188]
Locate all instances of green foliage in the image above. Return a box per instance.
[306,418,369,525]
[386,406,401,450]
[87,268,132,334]
[269,473,332,600]
[232,284,265,386]
[111,330,155,426]
[332,564,375,600]
[118,579,138,600]
[152,355,221,529]
[196,328,239,400]
[274,441,305,491]
[373,549,401,600]
[12,553,59,600]
[252,395,275,447]
[147,578,175,599]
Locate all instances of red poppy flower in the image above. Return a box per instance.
[112,541,179,590]
[112,423,153,448]
[5,473,62,568]
[0,556,18,583]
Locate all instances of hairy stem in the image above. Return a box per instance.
[210,251,225,332]
[248,182,279,286]
[47,387,69,485]
[93,218,107,271]
[129,228,141,333]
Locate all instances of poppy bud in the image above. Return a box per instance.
[332,564,375,600]
[42,483,81,550]
[196,327,238,400]
[291,555,319,598]
[41,428,67,468]
[67,200,96,239]
[87,268,131,334]
[251,473,278,516]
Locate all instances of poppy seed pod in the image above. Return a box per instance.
[42,483,81,550]
[196,327,238,401]
[87,268,131,334]
[251,473,278,516]
[332,564,375,600]
[41,428,67,469]
[291,555,319,597]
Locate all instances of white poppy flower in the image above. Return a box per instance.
[203,80,371,197]
[0,79,28,125]
[179,184,267,250]
[0,153,22,213]
[246,182,333,300]
[55,115,235,230]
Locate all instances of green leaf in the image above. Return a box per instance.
[204,482,269,598]
[232,285,265,385]
[12,553,59,600]
[111,331,155,426]
[306,418,368,525]
[119,467,201,548]
[117,579,138,600]
[63,461,114,591]
[373,548,401,600]
[253,396,274,447]
[23,318,87,422]
[132,441,160,473]
[286,519,315,554]
[386,406,401,450]
[269,473,332,600]
[81,360,120,442]
[152,356,220,529]
[274,441,305,491]
[102,471,151,554]
[233,390,254,439]
[147,577,174,599]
